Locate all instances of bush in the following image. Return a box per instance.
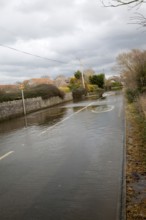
[0,84,65,103]
[0,90,21,103]
[110,82,123,91]
[140,86,146,93]
[111,81,122,87]
[111,86,122,91]
[87,84,98,93]
[74,70,81,80]
[25,84,65,100]
[59,86,70,93]
[72,87,87,99]
[69,77,81,91]
[126,89,138,103]
[89,74,105,88]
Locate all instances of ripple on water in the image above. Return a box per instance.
[91,105,114,113]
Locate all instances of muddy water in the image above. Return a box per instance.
[0,92,124,220]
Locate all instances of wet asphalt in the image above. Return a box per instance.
[0,92,124,220]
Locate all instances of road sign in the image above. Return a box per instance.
[19,84,24,90]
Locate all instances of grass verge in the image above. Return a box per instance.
[126,101,146,219]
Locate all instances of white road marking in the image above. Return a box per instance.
[40,101,95,135]
[0,151,14,161]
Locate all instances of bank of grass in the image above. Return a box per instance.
[126,101,146,219]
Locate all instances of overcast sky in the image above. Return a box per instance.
[0,0,146,84]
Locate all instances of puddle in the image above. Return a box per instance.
[91,105,114,113]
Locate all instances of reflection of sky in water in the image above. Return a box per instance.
[0,92,119,135]
[0,106,67,134]
[0,91,124,220]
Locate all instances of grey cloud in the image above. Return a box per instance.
[0,0,9,7]
[0,0,146,84]
[16,0,76,13]
[0,3,79,44]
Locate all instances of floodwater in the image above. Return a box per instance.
[0,92,124,220]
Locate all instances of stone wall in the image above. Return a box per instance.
[0,93,72,121]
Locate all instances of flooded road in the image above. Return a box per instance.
[0,92,124,220]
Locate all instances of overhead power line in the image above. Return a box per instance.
[0,43,66,64]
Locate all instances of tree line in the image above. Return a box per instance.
[116,49,146,102]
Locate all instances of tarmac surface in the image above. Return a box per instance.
[0,92,124,220]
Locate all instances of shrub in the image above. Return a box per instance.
[110,82,123,91]
[72,87,87,99]
[25,84,65,100]
[126,89,138,103]
[0,90,21,103]
[0,84,65,103]
[74,70,82,80]
[111,86,123,91]
[87,84,98,93]
[89,74,105,88]
[59,86,70,93]
[111,81,122,87]
[68,83,80,91]
[141,86,146,93]
[69,77,81,91]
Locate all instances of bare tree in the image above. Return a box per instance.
[101,0,146,27]
[84,69,95,83]
[102,0,145,7]
[116,49,146,90]
[54,75,67,87]
[130,12,146,27]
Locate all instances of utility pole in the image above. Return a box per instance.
[19,84,26,116]
[77,59,85,88]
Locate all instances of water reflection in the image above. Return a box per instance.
[63,96,99,112]
[0,93,124,220]
[0,92,119,134]
[27,107,67,126]
[90,105,114,113]
[0,106,67,134]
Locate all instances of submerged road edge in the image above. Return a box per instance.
[120,97,126,220]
